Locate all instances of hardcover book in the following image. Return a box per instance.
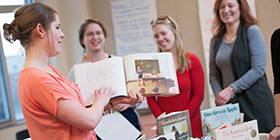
[200,103,241,140]
[74,52,179,106]
[215,120,259,140]
[156,110,192,140]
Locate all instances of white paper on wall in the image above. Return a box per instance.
[110,0,158,56]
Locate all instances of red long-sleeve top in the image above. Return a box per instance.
[147,52,204,138]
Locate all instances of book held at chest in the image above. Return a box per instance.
[74,52,179,106]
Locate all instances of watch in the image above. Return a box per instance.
[230,86,236,98]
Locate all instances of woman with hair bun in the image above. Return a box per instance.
[3,2,143,140]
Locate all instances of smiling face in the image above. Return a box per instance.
[152,24,176,52]
[48,14,64,57]
[219,0,241,26]
[82,23,106,52]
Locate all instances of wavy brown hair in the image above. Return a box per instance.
[211,0,258,41]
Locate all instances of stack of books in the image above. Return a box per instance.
[200,103,241,140]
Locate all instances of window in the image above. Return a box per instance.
[0,0,24,6]
[0,0,34,128]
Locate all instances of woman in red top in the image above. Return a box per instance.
[3,2,142,140]
[148,16,205,138]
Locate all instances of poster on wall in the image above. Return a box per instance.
[110,0,158,56]
[197,0,256,107]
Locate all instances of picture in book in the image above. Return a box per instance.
[125,54,178,96]
[74,52,179,106]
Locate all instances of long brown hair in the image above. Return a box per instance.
[211,0,258,40]
[3,2,57,48]
[151,16,190,73]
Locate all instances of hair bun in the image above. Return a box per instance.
[3,23,16,43]
[3,23,12,31]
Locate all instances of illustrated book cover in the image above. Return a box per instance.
[200,103,241,140]
[215,119,259,140]
[157,110,192,140]
[74,52,179,106]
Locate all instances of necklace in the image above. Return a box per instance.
[224,35,237,41]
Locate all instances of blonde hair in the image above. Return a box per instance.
[151,16,190,73]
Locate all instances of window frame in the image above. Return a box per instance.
[0,34,17,128]
[0,0,35,129]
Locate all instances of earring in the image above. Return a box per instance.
[41,34,44,38]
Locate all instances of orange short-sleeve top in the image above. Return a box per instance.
[18,64,96,140]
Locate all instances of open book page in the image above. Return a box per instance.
[123,52,179,96]
[157,110,192,140]
[95,112,141,140]
[74,57,127,106]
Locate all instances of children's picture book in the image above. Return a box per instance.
[200,103,241,140]
[157,110,192,140]
[148,132,176,140]
[95,111,141,140]
[74,52,179,106]
[215,120,259,140]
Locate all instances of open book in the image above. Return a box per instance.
[200,103,241,140]
[74,52,179,106]
[157,110,192,140]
